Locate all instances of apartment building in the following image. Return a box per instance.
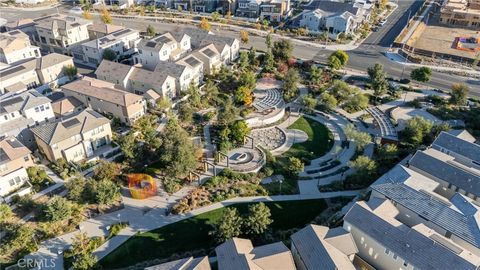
[134,32,192,70]
[290,225,357,270]
[30,109,112,163]
[73,28,141,67]
[215,238,297,270]
[34,14,92,54]
[184,28,240,62]
[95,59,178,100]
[0,30,41,65]
[260,0,291,22]
[61,77,146,125]
[0,53,74,94]
[193,44,222,74]
[0,90,54,148]
[0,137,34,202]
[440,0,480,28]
[343,199,480,270]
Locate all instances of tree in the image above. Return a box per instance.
[328,50,349,70]
[211,11,220,21]
[82,10,92,20]
[238,70,256,90]
[349,155,377,178]
[64,65,78,80]
[266,33,273,49]
[239,51,249,70]
[288,157,304,175]
[377,143,398,166]
[226,10,232,22]
[244,203,272,235]
[138,6,145,16]
[69,233,98,270]
[95,179,120,205]
[100,7,112,24]
[212,208,243,242]
[319,92,338,111]
[235,85,253,106]
[240,30,249,44]
[178,102,195,124]
[272,39,293,62]
[450,83,469,106]
[309,65,323,86]
[199,17,211,31]
[403,116,433,145]
[230,120,250,144]
[248,47,257,66]
[367,63,389,97]
[66,176,87,202]
[283,68,300,102]
[410,67,432,82]
[146,25,155,36]
[133,114,160,148]
[102,48,117,61]
[43,196,73,222]
[264,50,275,73]
[344,124,372,151]
[218,98,238,126]
[330,80,353,102]
[160,119,197,177]
[118,132,137,159]
[302,95,317,113]
[93,160,121,181]
[344,90,369,112]
[0,203,13,224]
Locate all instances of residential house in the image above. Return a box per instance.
[215,238,297,270]
[0,53,75,94]
[0,30,41,65]
[236,0,262,18]
[35,53,75,90]
[134,32,191,70]
[176,54,204,85]
[3,19,37,43]
[0,137,34,202]
[0,90,54,148]
[34,14,92,54]
[145,256,211,270]
[155,0,173,8]
[87,23,125,40]
[192,0,223,12]
[183,28,240,62]
[300,1,372,39]
[343,199,480,270]
[154,61,197,93]
[260,0,291,22]
[61,77,146,125]
[440,0,480,28]
[290,225,357,270]
[50,95,84,117]
[96,0,134,9]
[0,59,40,94]
[73,28,140,67]
[193,44,222,74]
[30,109,113,163]
[15,0,45,4]
[94,59,177,100]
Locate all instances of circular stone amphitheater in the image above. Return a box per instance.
[245,78,285,128]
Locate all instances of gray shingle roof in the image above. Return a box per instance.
[344,201,478,270]
[94,59,133,85]
[154,61,187,78]
[0,90,51,114]
[409,151,480,197]
[304,1,359,15]
[432,131,480,162]
[371,166,480,250]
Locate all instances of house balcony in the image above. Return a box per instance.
[1,181,33,204]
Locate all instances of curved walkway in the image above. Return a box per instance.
[26,190,361,269]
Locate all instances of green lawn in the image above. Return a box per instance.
[99,199,327,269]
[286,116,334,160]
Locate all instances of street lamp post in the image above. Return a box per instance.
[117,213,121,224]
[279,179,283,195]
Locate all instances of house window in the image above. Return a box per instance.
[35,107,40,113]
[393,254,398,260]
[9,179,15,186]
[403,261,408,267]
[24,156,29,161]
[14,176,21,184]
[3,115,8,120]
[0,164,7,172]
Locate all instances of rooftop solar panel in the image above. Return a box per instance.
[71,23,80,27]
[184,57,201,66]
[0,96,24,107]
[155,35,172,43]
[145,41,157,48]
[62,118,81,128]
[0,149,8,163]
[0,65,26,77]
[112,28,131,37]
[202,48,216,57]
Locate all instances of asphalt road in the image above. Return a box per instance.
[1,1,478,96]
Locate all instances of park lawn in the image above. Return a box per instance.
[286,116,334,160]
[99,199,327,269]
